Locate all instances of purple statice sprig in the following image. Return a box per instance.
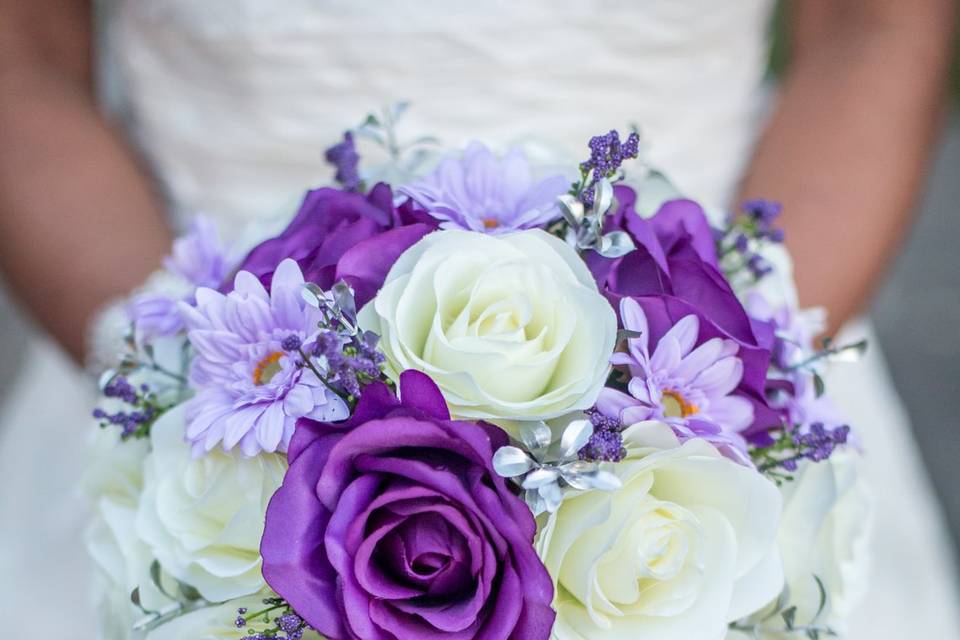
[235,597,311,640]
[573,129,641,208]
[93,329,189,442]
[324,131,362,192]
[751,422,851,484]
[717,199,785,283]
[296,281,387,402]
[577,408,627,463]
[92,375,171,440]
[284,328,386,403]
[552,129,641,259]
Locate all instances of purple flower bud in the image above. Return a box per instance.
[324,131,361,192]
[281,334,303,352]
[734,233,750,253]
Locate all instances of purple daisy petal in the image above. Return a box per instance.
[182,259,346,456]
[399,142,566,234]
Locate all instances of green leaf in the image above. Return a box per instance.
[781,605,797,629]
[812,574,830,622]
[178,581,203,602]
[149,559,177,601]
[813,372,826,398]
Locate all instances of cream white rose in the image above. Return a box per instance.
[359,229,617,421]
[84,425,161,639]
[774,451,871,633]
[538,422,784,640]
[135,405,287,602]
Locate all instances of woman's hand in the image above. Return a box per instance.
[0,0,172,363]
[739,0,956,334]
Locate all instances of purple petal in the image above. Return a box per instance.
[693,357,744,396]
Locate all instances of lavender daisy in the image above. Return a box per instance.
[398,141,567,233]
[127,217,231,341]
[164,217,231,289]
[180,259,349,457]
[597,297,754,463]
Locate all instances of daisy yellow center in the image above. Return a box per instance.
[661,390,699,418]
[253,352,284,386]
[482,218,500,229]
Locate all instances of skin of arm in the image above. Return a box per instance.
[739,0,957,335]
[0,1,171,363]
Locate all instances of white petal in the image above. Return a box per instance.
[282,384,315,418]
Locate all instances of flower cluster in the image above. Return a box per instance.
[87,119,867,640]
[324,131,361,192]
[295,282,387,399]
[575,129,641,207]
[577,408,625,462]
[753,422,852,481]
[718,198,785,282]
[92,375,167,440]
[235,598,311,640]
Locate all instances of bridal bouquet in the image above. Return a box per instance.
[86,110,871,640]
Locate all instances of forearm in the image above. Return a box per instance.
[0,6,171,363]
[738,0,956,333]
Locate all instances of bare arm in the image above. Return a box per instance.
[0,1,171,362]
[738,0,956,334]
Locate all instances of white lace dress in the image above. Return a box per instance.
[0,1,957,637]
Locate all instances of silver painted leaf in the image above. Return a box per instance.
[301,283,324,308]
[559,462,602,491]
[492,446,535,478]
[540,482,564,513]
[594,178,614,216]
[520,421,553,452]
[98,369,118,391]
[827,339,868,363]
[522,467,560,490]
[559,419,593,459]
[596,231,635,258]
[589,470,623,491]
[558,194,585,225]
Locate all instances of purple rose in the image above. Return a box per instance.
[260,371,555,640]
[590,186,780,443]
[236,183,437,306]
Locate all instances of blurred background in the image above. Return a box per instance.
[768,2,960,571]
[0,0,959,578]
